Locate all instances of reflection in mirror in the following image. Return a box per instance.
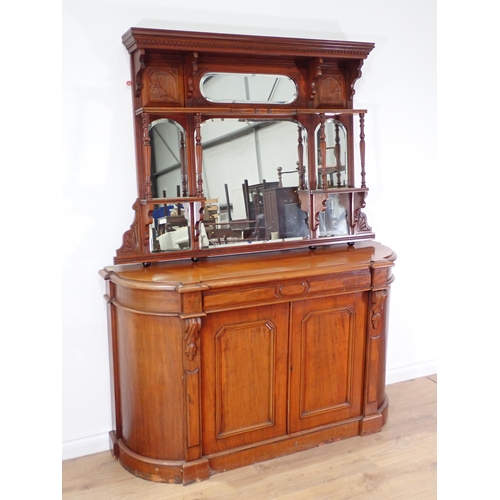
[149,202,190,253]
[149,119,186,198]
[318,194,348,237]
[316,119,348,189]
[200,73,298,104]
[200,119,309,247]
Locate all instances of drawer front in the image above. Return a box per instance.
[203,270,371,312]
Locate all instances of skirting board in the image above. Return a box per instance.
[385,358,437,385]
[62,359,437,461]
[62,431,111,461]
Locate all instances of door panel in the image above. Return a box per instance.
[201,303,289,454]
[289,292,367,433]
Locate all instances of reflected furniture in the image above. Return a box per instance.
[263,186,305,239]
[101,28,395,485]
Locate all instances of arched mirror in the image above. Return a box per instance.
[200,118,309,247]
[316,119,348,189]
[149,119,190,253]
[149,119,187,198]
[200,73,298,104]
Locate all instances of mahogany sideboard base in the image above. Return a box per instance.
[110,395,388,485]
[101,242,395,486]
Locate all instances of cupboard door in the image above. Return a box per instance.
[288,292,367,433]
[201,303,289,454]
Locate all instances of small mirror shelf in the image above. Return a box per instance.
[116,28,375,264]
[316,119,348,189]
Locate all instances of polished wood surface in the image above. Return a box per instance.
[288,292,367,434]
[106,241,395,289]
[100,241,395,483]
[201,303,289,455]
[62,376,436,499]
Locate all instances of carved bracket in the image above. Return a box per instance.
[308,57,323,100]
[352,191,372,233]
[345,59,365,102]
[371,290,387,329]
[356,211,372,232]
[132,49,146,97]
[184,317,202,361]
[114,200,153,263]
[116,199,141,256]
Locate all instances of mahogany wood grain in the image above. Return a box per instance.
[101,241,395,483]
[288,292,367,433]
[201,304,289,454]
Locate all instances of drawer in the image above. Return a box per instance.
[203,270,371,312]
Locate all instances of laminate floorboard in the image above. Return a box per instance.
[62,376,437,499]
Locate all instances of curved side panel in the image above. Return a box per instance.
[115,308,185,460]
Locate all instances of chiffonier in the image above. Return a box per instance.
[99,27,395,484]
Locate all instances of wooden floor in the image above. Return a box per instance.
[62,375,437,499]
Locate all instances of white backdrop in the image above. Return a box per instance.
[61,0,438,460]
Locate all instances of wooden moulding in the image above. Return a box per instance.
[110,391,389,485]
[110,431,210,485]
[122,28,375,61]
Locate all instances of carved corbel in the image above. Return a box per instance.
[184,317,202,361]
[344,59,365,103]
[371,290,388,329]
[308,57,323,100]
[132,49,146,97]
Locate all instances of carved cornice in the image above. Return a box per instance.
[122,28,374,61]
